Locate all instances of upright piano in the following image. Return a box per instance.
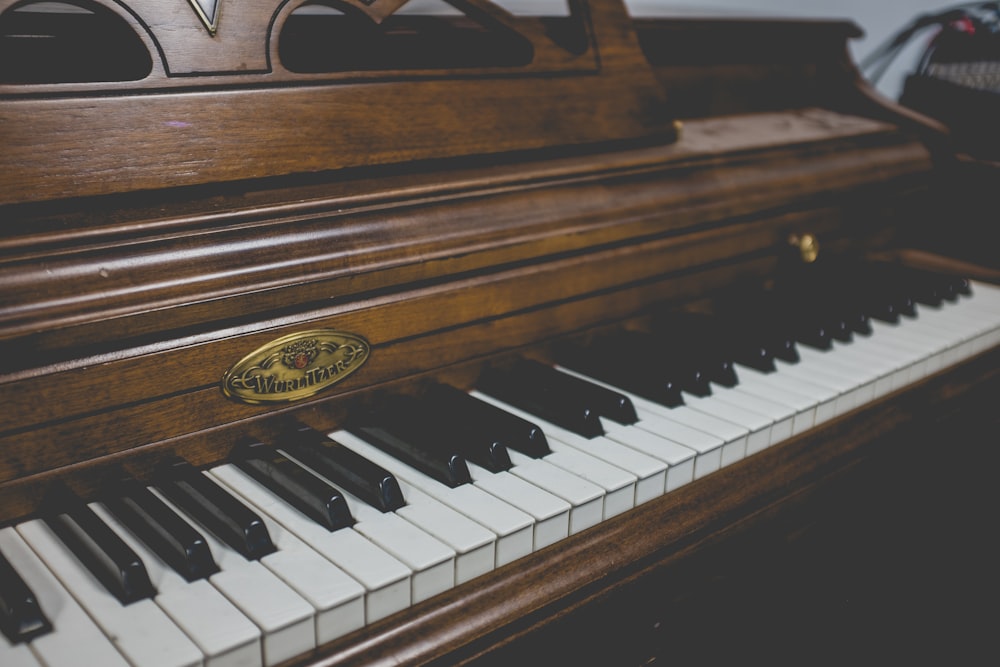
[1,1,998,666]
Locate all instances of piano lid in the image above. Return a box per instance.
[0,0,677,206]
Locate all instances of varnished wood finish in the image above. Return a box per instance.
[0,0,674,205]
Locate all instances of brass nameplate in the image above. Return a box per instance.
[222,330,370,405]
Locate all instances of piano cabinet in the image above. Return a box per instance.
[1,2,997,666]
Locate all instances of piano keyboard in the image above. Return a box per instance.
[3,276,1000,667]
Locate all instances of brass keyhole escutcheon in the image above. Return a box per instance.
[788,233,819,263]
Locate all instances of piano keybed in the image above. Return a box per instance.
[4,273,999,667]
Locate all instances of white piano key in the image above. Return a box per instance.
[154,480,365,646]
[351,515,454,604]
[544,430,665,505]
[503,453,605,534]
[148,489,318,667]
[460,392,624,535]
[280,445,458,603]
[918,298,1000,364]
[330,488,456,604]
[736,364,839,426]
[470,391,667,505]
[466,465,571,550]
[250,522,365,645]
[681,393,771,457]
[729,378,818,435]
[774,356,868,415]
[0,528,130,667]
[633,409,725,478]
[802,338,900,380]
[709,386,795,449]
[89,503,263,667]
[16,519,204,667]
[599,421,696,493]
[911,303,995,363]
[393,488,496,585]
[554,364,729,478]
[541,446,637,518]
[209,464,412,624]
[0,636,41,667]
[856,316,954,386]
[794,345,880,401]
[642,403,750,468]
[853,331,939,392]
[203,557,313,667]
[796,346,892,405]
[841,328,927,395]
[331,430,534,567]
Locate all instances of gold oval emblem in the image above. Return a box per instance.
[222,330,370,405]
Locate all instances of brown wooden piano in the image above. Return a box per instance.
[2,1,998,666]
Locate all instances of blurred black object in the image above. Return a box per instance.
[863,3,1000,160]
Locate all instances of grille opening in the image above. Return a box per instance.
[0,1,152,84]
[279,1,553,73]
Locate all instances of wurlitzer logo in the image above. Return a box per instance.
[222,330,370,405]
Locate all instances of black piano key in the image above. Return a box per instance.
[897,293,918,318]
[953,275,972,297]
[858,274,915,320]
[776,305,834,350]
[0,549,52,644]
[846,305,873,335]
[155,458,276,561]
[278,421,406,513]
[904,264,969,304]
[825,313,854,342]
[766,324,801,362]
[648,313,740,388]
[728,322,779,371]
[844,264,904,323]
[557,334,686,407]
[514,359,639,424]
[699,310,778,373]
[715,290,799,365]
[861,294,900,323]
[42,483,156,605]
[230,438,354,532]
[425,383,551,459]
[369,392,513,473]
[817,285,872,336]
[835,260,971,320]
[857,262,922,322]
[477,362,605,438]
[734,339,776,371]
[104,473,219,582]
[906,271,946,306]
[605,330,709,396]
[774,260,866,345]
[348,412,473,488]
[865,262,944,308]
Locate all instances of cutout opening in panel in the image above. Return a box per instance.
[279,0,585,73]
[0,0,152,84]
